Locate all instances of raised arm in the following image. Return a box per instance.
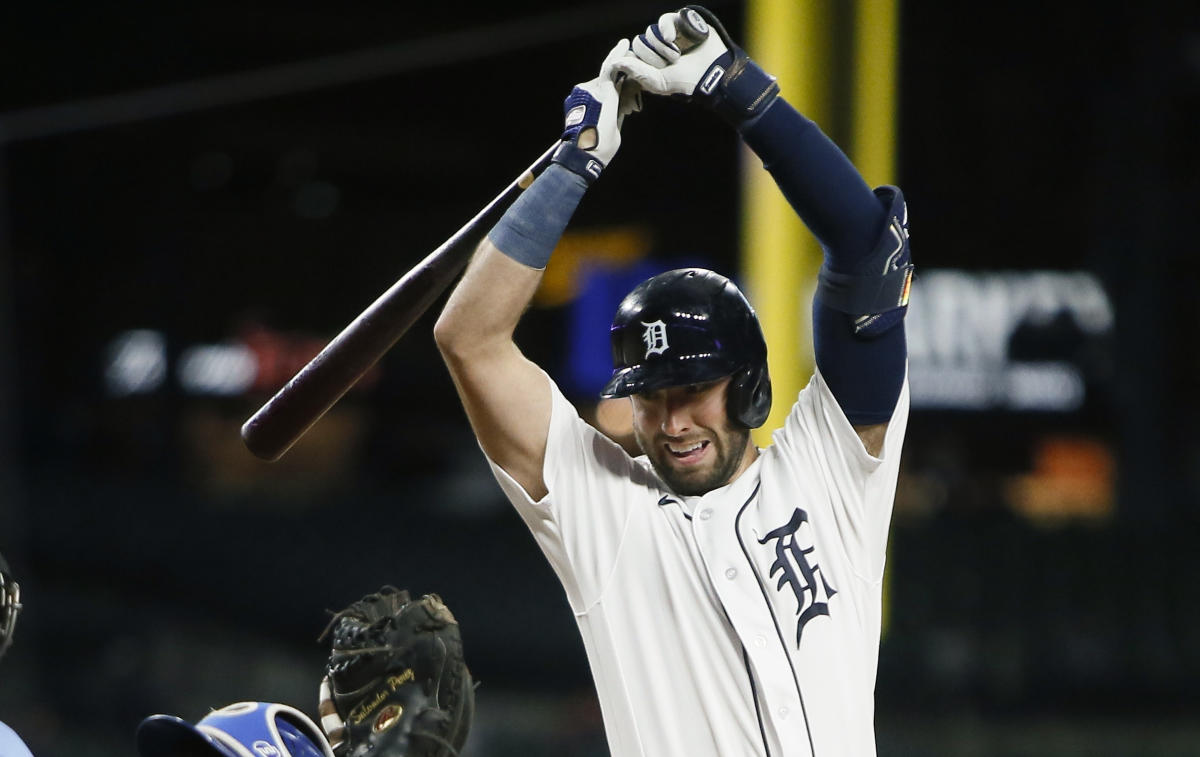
[614,6,912,455]
[435,41,639,499]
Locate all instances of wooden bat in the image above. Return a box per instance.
[242,9,710,461]
[241,141,559,461]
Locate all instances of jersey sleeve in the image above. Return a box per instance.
[483,369,646,613]
[771,366,910,582]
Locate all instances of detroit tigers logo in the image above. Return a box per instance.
[758,508,838,645]
[641,320,669,357]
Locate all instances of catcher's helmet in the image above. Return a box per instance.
[0,551,20,661]
[601,268,772,428]
[137,702,334,757]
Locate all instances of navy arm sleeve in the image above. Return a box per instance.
[739,99,907,426]
[739,100,884,263]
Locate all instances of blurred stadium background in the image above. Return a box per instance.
[1,0,1198,754]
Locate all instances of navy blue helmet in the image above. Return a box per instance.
[601,268,772,428]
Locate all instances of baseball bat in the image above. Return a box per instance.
[240,142,559,461]
[241,10,710,462]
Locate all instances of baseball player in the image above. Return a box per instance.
[434,5,911,755]
[0,550,34,757]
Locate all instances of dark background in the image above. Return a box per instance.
[1,1,1198,754]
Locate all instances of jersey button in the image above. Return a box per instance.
[698,508,712,520]
[753,635,766,648]
[724,568,737,580]
[778,706,789,719]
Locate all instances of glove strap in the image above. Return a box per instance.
[718,56,780,122]
[551,141,603,184]
[700,53,780,124]
[553,86,607,184]
[684,5,780,124]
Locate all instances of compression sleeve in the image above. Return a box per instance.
[740,98,907,425]
[739,99,885,269]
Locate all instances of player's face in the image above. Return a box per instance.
[630,377,757,496]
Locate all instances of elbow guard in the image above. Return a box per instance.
[816,186,913,338]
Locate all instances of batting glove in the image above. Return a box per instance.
[551,39,642,183]
[613,5,780,125]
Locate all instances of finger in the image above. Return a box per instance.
[609,56,667,93]
[618,81,644,120]
[655,11,681,45]
[642,17,682,64]
[631,36,668,68]
[600,37,632,76]
[632,31,675,68]
[649,13,683,63]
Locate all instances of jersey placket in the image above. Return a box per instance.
[688,489,814,757]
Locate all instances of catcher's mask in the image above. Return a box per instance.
[0,551,20,661]
[601,268,772,429]
[137,701,334,757]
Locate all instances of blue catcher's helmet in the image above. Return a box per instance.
[601,268,772,429]
[137,701,333,757]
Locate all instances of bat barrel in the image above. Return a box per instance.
[240,247,466,460]
[241,142,558,461]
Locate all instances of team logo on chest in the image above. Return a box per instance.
[641,320,669,357]
[758,507,838,645]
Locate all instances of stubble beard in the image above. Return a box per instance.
[637,423,753,497]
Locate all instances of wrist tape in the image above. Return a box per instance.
[487,163,588,270]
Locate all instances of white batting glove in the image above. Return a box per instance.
[551,39,642,182]
[620,10,729,97]
[612,6,780,125]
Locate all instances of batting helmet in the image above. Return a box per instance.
[600,268,772,428]
[0,551,20,661]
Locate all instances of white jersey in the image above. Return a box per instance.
[486,367,909,757]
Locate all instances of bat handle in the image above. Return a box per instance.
[674,7,711,52]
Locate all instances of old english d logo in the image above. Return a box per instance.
[641,320,669,357]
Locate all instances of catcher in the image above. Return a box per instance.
[137,587,474,757]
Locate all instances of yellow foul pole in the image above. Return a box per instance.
[853,0,900,634]
[743,0,832,447]
[853,0,899,187]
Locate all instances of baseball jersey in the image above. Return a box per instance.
[485,366,909,756]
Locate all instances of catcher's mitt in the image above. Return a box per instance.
[318,587,474,757]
